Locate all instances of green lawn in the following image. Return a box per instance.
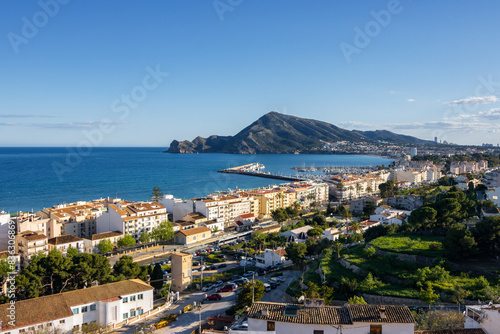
[370,233,444,257]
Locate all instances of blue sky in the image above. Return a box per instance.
[1,0,500,146]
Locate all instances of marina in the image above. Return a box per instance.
[218,163,306,182]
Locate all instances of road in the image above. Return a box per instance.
[259,270,301,303]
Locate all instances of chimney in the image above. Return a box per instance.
[379,306,386,319]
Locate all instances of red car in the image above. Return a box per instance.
[206,293,222,301]
[217,285,235,292]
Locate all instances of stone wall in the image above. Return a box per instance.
[371,246,436,267]
[362,293,427,306]
[338,258,367,276]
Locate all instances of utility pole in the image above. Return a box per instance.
[200,257,203,290]
[198,303,202,334]
[252,272,255,304]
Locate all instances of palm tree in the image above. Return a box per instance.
[332,241,343,259]
[349,221,360,234]
[276,192,285,208]
[348,186,354,200]
[355,183,362,198]
[366,185,373,194]
[307,193,316,209]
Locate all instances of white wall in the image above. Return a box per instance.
[96,209,124,234]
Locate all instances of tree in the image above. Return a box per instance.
[361,201,377,220]
[349,221,360,234]
[420,282,440,309]
[97,239,114,253]
[360,272,381,292]
[414,310,465,331]
[379,180,398,198]
[451,285,470,312]
[475,216,500,257]
[331,241,343,259]
[366,185,373,194]
[237,280,265,307]
[408,206,438,230]
[443,223,477,260]
[271,208,288,225]
[140,231,152,244]
[348,296,367,304]
[113,255,148,281]
[307,227,322,238]
[151,186,163,202]
[304,281,321,298]
[251,232,267,251]
[150,263,164,290]
[66,246,78,258]
[285,242,307,267]
[152,220,174,242]
[117,234,136,248]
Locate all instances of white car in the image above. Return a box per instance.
[202,284,213,292]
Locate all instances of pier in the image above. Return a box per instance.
[218,163,305,182]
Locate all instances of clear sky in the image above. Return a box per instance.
[1,0,500,147]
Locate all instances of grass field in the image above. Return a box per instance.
[370,233,444,257]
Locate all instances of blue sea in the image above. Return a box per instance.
[0,147,393,213]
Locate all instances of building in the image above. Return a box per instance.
[410,147,418,158]
[15,231,48,267]
[0,279,153,334]
[0,212,11,251]
[182,213,208,225]
[47,235,84,256]
[329,171,391,201]
[465,304,500,334]
[15,212,57,239]
[386,195,423,211]
[83,231,123,253]
[96,201,168,241]
[248,189,295,219]
[279,226,313,243]
[171,252,192,292]
[349,196,383,213]
[255,248,288,268]
[243,301,414,334]
[486,187,500,207]
[450,161,488,174]
[173,226,212,245]
[481,207,500,217]
[321,227,342,241]
[200,220,224,233]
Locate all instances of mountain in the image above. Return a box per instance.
[166,112,431,154]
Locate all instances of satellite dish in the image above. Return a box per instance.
[298,295,305,303]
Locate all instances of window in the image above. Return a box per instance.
[123,313,128,320]
[138,294,143,300]
[59,320,65,324]
[90,304,96,311]
[72,308,79,314]
[81,306,88,313]
[267,321,275,331]
[123,297,128,303]
[130,295,136,301]
[131,310,136,317]
[73,325,80,331]
[19,330,26,333]
[370,325,382,334]
[313,331,324,334]
[193,236,197,241]
[138,309,144,315]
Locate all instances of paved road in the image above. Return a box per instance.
[260,270,301,303]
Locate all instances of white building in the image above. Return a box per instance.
[465,304,500,334]
[486,187,500,207]
[96,202,168,241]
[279,225,314,243]
[0,279,153,334]
[255,248,288,268]
[0,212,11,251]
[47,235,84,256]
[410,147,418,158]
[242,302,414,334]
[84,231,123,254]
[321,227,342,241]
[15,231,49,268]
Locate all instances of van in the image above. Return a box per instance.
[264,283,271,292]
[270,277,281,284]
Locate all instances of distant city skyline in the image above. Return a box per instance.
[1,1,500,147]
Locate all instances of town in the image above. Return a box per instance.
[0,153,500,334]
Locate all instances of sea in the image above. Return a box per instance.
[0,147,393,213]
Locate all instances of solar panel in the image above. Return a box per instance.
[284,305,299,317]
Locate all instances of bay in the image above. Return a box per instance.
[0,147,393,213]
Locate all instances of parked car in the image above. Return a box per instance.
[217,285,235,292]
[233,321,248,330]
[243,271,255,278]
[264,283,271,292]
[216,263,227,269]
[227,282,238,289]
[213,280,224,288]
[270,282,278,289]
[202,284,213,292]
[232,275,242,280]
[205,293,222,301]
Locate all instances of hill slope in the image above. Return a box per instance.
[167,112,430,154]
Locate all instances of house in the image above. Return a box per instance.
[359,220,381,232]
[171,252,192,292]
[0,279,153,334]
[279,226,314,243]
[174,221,197,230]
[47,235,84,256]
[481,207,500,218]
[15,231,48,268]
[182,212,207,225]
[200,220,224,233]
[349,196,383,213]
[465,304,500,334]
[174,226,212,245]
[415,330,485,334]
[83,231,123,253]
[486,187,500,207]
[386,195,423,211]
[252,225,281,235]
[321,227,342,241]
[255,248,289,268]
[371,206,411,225]
[242,301,414,334]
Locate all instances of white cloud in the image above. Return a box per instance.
[407,99,416,102]
[389,90,400,95]
[444,95,498,105]
[33,121,127,129]
[455,108,500,121]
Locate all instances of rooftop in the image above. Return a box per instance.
[48,234,83,245]
[175,226,211,236]
[90,231,123,241]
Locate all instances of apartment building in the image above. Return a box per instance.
[0,279,153,334]
[0,212,11,251]
[47,235,84,256]
[450,160,488,174]
[247,189,295,219]
[386,195,423,211]
[40,200,108,239]
[16,212,58,239]
[15,231,48,267]
[171,252,192,292]
[329,171,390,201]
[349,196,383,213]
[83,231,123,254]
[95,201,168,241]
